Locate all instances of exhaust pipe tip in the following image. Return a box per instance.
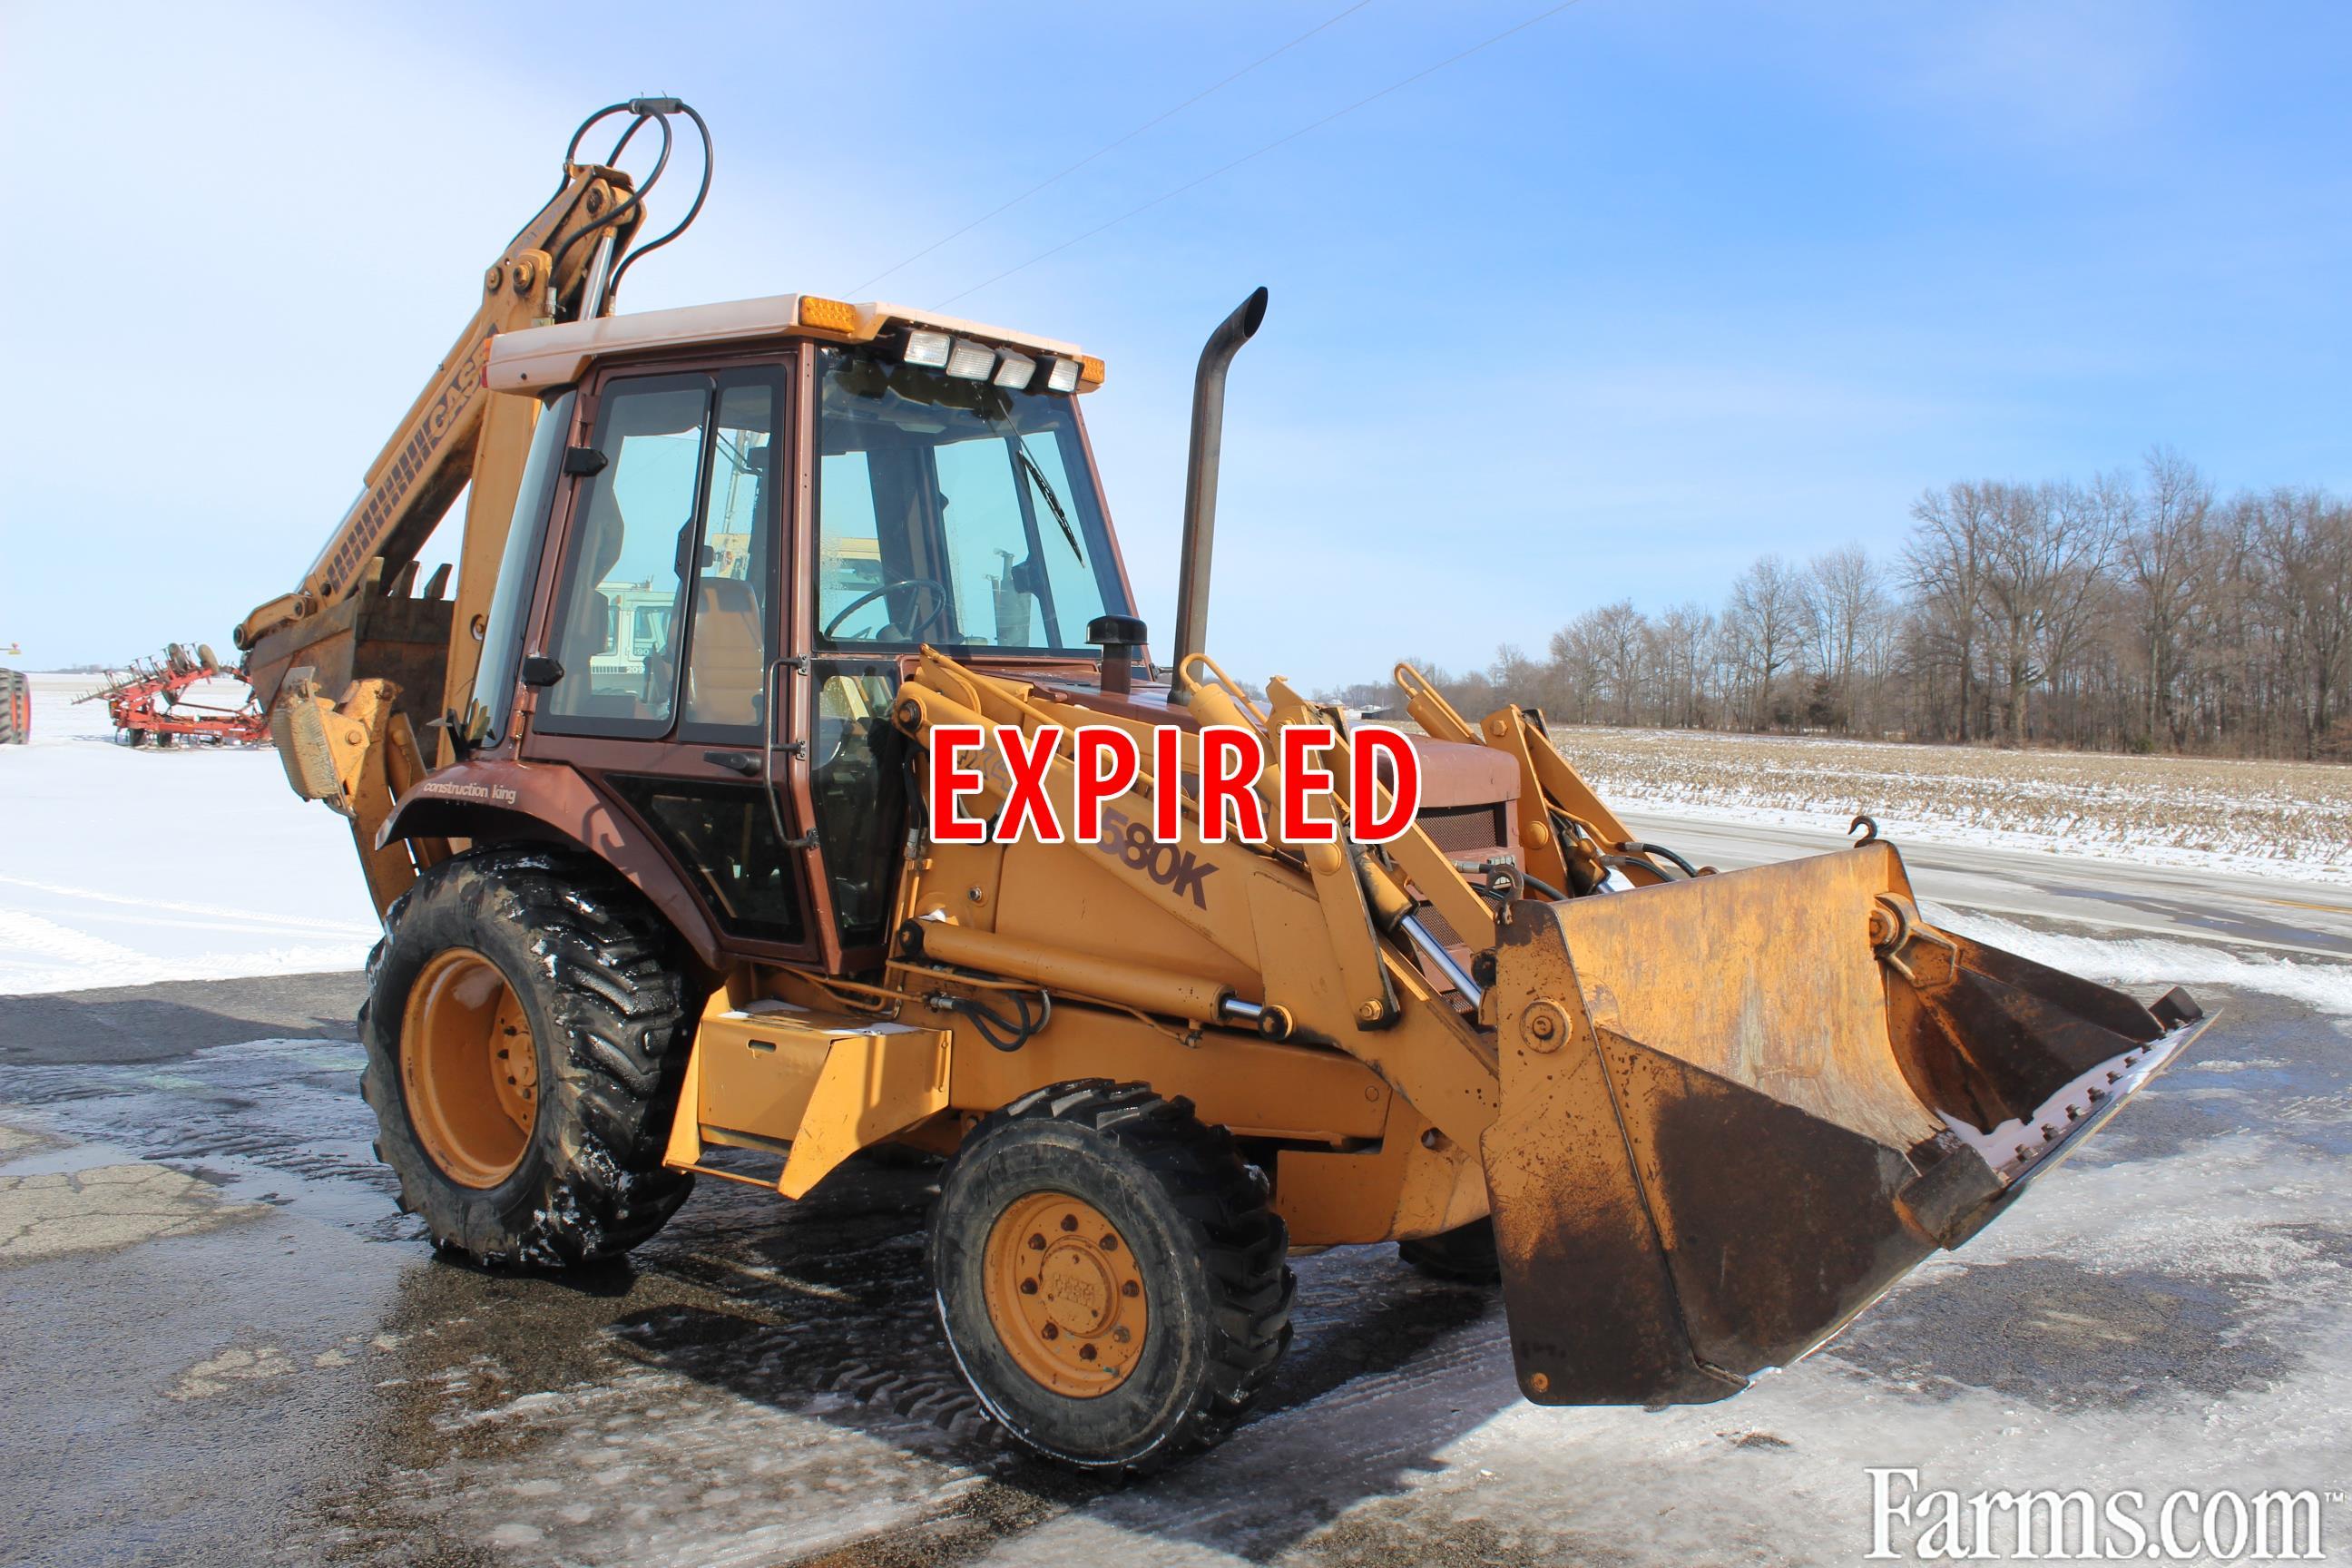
[1231,284,1269,340]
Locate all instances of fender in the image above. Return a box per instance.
[377,756,724,968]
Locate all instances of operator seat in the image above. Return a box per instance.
[682,439,772,730]
[685,576,764,727]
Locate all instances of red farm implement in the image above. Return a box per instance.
[80,644,269,747]
[1,658,26,745]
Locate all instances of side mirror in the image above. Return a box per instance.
[520,654,564,688]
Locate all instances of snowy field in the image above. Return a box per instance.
[1555,724,2352,885]
[0,674,378,995]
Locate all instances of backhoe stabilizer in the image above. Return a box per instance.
[1477,842,2208,1406]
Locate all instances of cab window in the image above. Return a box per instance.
[539,377,708,734]
[813,346,1128,653]
[680,377,779,736]
[537,369,781,738]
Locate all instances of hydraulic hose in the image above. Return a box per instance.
[539,97,713,319]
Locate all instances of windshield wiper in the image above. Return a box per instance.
[1014,443,1085,566]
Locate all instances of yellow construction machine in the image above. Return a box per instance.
[237,100,2209,1472]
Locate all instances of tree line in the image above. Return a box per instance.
[1325,450,2352,760]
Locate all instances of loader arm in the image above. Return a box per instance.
[885,648,2207,1407]
[1396,662,1673,896]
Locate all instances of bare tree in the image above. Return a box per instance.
[1579,600,1646,726]
[2122,446,2211,748]
[2256,489,2352,757]
[1904,483,1997,740]
[1803,545,1886,733]
[2037,473,2132,739]
[1973,480,2121,743]
[1651,603,1716,728]
[1544,618,1602,724]
[1725,555,1806,729]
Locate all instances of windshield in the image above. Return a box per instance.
[815,346,1127,654]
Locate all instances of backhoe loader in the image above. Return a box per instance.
[236,99,2210,1473]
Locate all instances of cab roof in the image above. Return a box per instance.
[486,294,1090,393]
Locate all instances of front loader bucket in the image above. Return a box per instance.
[1479,843,2207,1407]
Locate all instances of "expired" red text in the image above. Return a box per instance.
[926,724,1422,846]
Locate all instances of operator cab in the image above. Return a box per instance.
[475,296,1131,973]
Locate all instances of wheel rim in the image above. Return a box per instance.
[982,1191,1148,1398]
[399,947,538,1189]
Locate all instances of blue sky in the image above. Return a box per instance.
[3,1,2346,687]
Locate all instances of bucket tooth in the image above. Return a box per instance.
[1480,843,2208,1407]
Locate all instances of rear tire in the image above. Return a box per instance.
[359,846,695,1266]
[0,670,27,745]
[929,1080,1294,1474]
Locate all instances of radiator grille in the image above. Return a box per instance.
[1417,802,1507,857]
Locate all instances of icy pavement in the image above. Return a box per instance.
[2,969,2348,1568]
[0,674,378,994]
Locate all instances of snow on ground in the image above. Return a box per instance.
[0,673,378,995]
[1554,724,2352,885]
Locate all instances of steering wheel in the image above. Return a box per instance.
[823,577,949,642]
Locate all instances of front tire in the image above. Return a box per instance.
[359,846,695,1266]
[929,1081,1294,1474]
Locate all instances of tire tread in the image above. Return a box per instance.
[952,1078,1294,1472]
[359,845,693,1268]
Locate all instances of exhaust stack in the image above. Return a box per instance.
[1171,287,1269,688]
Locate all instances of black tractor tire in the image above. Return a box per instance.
[359,845,696,1267]
[0,669,25,745]
[1398,1217,1503,1284]
[929,1080,1294,1475]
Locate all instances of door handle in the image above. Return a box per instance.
[759,661,816,853]
[703,750,760,777]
